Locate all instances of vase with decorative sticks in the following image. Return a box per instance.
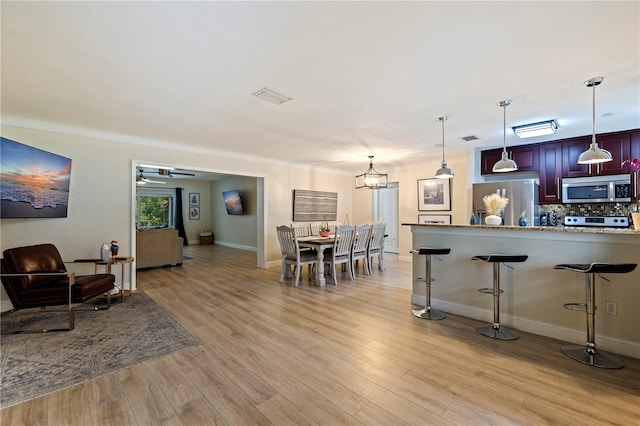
[483,193,509,226]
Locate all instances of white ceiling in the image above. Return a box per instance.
[2,1,639,176]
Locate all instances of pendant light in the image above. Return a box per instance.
[435,116,454,179]
[577,76,612,165]
[492,99,518,173]
[355,155,388,189]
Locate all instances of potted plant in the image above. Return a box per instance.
[483,193,509,225]
[319,221,331,237]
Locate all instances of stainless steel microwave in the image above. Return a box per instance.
[561,174,631,203]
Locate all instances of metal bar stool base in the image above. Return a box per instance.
[475,324,519,341]
[412,307,446,320]
[561,344,624,369]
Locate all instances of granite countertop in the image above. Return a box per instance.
[402,223,640,235]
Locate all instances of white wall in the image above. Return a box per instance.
[389,152,470,258]
[0,124,475,311]
[0,125,356,310]
[211,176,257,250]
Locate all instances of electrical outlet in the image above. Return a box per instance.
[605,300,617,316]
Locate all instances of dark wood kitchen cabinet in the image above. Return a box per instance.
[538,142,563,203]
[562,136,592,177]
[562,132,630,177]
[630,131,640,202]
[480,144,539,175]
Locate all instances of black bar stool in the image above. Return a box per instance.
[472,254,528,340]
[411,247,451,320]
[554,262,637,369]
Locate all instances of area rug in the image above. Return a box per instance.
[0,292,199,408]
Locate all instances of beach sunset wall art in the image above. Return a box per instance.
[1,138,72,218]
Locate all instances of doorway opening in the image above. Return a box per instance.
[129,160,266,291]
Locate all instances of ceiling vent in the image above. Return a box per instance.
[461,135,479,142]
[252,87,293,105]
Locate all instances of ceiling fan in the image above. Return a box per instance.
[136,170,166,185]
[148,168,196,178]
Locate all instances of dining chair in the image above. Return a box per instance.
[309,222,322,236]
[292,223,311,238]
[323,225,356,285]
[350,224,372,279]
[366,222,387,274]
[328,222,341,234]
[276,225,318,287]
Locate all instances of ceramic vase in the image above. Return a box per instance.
[485,215,502,226]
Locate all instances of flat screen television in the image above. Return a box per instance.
[0,137,72,218]
[222,190,244,215]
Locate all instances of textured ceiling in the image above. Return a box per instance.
[2,1,639,175]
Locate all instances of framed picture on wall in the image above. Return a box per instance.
[189,206,200,220]
[417,178,451,211]
[418,214,451,225]
[189,193,200,206]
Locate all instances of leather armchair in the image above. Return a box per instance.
[1,243,116,332]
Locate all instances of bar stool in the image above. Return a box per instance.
[554,262,637,369]
[411,247,450,320]
[472,254,528,340]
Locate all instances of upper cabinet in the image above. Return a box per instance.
[630,131,640,202]
[629,130,640,163]
[480,144,539,175]
[479,128,639,204]
[538,142,563,203]
[561,136,592,177]
[562,132,630,177]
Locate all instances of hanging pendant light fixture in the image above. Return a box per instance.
[435,116,454,179]
[492,99,518,173]
[355,155,388,189]
[577,76,612,165]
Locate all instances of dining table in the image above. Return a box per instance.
[297,235,335,287]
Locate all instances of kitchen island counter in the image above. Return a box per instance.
[404,223,639,359]
[403,222,640,235]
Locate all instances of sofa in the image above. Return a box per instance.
[136,228,184,269]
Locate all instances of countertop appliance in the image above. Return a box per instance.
[473,179,539,226]
[564,215,629,228]
[561,174,631,204]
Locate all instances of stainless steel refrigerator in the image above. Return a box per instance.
[472,179,540,226]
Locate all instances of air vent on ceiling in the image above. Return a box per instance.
[461,135,479,142]
[252,87,293,105]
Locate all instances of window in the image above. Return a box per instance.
[136,189,175,229]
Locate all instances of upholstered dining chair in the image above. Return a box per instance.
[1,243,116,333]
[366,222,387,274]
[350,224,372,279]
[323,225,356,285]
[276,225,318,287]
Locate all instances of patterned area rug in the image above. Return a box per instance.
[0,292,199,408]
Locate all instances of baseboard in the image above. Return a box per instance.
[411,294,640,360]
[214,241,257,252]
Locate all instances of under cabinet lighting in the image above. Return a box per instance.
[512,120,557,139]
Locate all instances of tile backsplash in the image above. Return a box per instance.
[540,203,636,227]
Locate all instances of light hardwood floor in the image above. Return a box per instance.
[2,244,639,425]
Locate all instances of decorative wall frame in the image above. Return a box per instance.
[418,214,451,225]
[417,178,451,211]
[189,206,200,220]
[189,193,200,206]
[1,137,72,218]
[292,189,337,222]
